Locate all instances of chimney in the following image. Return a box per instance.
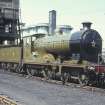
[82,22,92,30]
[49,10,56,35]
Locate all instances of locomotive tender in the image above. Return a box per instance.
[0,10,105,85]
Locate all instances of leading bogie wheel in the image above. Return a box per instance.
[78,74,89,86]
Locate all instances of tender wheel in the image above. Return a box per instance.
[6,63,10,71]
[2,63,7,71]
[7,63,14,72]
[12,64,18,72]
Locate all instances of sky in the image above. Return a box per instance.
[20,0,105,47]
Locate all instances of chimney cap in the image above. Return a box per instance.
[82,22,92,29]
[49,10,56,12]
[82,21,92,25]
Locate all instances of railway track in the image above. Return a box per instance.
[27,75,105,94]
[17,73,105,94]
[1,69,105,95]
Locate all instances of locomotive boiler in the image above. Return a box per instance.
[34,22,102,63]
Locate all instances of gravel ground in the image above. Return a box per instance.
[0,70,105,105]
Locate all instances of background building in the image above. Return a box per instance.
[0,0,20,44]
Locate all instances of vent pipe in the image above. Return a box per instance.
[49,10,56,35]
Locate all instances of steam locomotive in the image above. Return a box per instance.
[0,10,105,86]
[0,21,104,86]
